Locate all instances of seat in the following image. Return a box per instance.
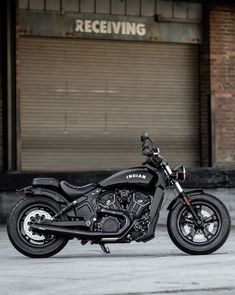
[60,181,97,200]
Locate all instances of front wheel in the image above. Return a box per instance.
[167,193,231,255]
[7,196,68,258]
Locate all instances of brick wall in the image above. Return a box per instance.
[0,13,3,171]
[200,3,235,167]
[210,4,235,167]
[200,4,211,167]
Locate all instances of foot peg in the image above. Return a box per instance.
[100,244,110,254]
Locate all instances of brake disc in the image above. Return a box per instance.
[23,210,52,241]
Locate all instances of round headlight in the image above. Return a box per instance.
[173,165,186,182]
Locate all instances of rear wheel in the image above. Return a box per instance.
[7,196,68,258]
[167,193,230,255]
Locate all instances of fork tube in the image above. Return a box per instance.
[174,181,201,224]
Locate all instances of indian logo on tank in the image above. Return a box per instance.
[126,174,146,180]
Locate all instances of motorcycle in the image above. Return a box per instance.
[7,132,231,257]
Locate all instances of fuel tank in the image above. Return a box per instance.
[99,167,156,190]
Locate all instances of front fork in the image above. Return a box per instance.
[180,191,203,225]
[174,181,202,226]
[165,165,202,226]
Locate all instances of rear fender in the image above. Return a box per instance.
[167,189,204,211]
[23,186,69,204]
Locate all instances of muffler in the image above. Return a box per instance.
[30,209,131,240]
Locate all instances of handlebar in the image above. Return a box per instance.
[140,131,164,166]
[140,132,185,187]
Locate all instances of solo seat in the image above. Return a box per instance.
[60,181,97,200]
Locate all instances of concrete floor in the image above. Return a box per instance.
[0,225,235,295]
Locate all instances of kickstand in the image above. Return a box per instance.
[100,244,110,254]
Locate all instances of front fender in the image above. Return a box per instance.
[167,189,204,211]
[24,186,69,204]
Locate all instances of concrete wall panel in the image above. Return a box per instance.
[80,0,95,13]
[62,0,79,13]
[126,0,140,16]
[157,0,173,18]
[188,2,202,21]
[141,0,156,17]
[96,0,110,14]
[18,0,202,22]
[19,0,28,9]
[29,0,44,11]
[111,0,125,15]
[173,1,187,19]
[46,0,60,11]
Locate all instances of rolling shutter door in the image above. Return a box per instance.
[19,37,200,171]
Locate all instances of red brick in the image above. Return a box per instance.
[210,5,235,166]
[200,3,235,167]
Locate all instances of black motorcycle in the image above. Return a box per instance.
[7,132,231,257]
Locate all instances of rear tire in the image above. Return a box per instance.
[7,196,68,258]
[167,193,230,255]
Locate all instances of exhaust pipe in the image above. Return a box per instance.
[30,209,131,240]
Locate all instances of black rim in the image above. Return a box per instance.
[17,203,58,248]
[177,201,221,246]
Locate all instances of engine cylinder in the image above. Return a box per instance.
[98,192,122,211]
[126,192,151,216]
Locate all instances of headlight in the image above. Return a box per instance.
[173,165,186,182]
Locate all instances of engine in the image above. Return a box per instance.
[96,190,151,235]
[98,190,151,216]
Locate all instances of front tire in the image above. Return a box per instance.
[167,193,230,255]
[7,196,68,258]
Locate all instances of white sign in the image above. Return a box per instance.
[126,174,147,180]
[75,19,146,36]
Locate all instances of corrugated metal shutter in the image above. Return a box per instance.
[19,37,200,171]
